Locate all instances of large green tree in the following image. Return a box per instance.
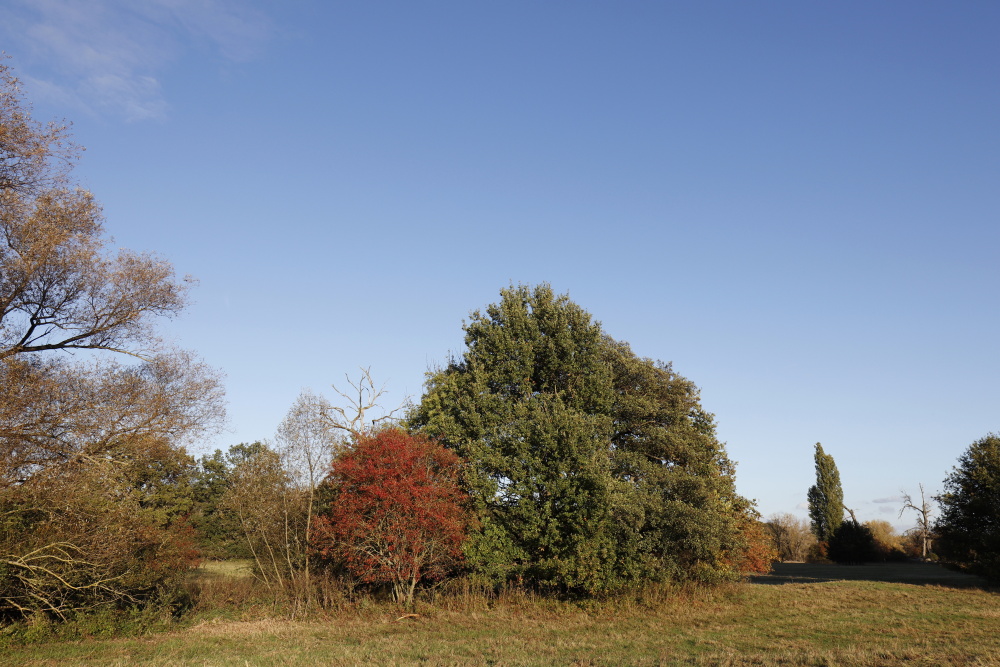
[412,284,760,592]
[414,284,615,591]
[807,443,844,542]
[935,433,1000,583]
[603,338,763,582]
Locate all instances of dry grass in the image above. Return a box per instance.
[6,563,1000,665]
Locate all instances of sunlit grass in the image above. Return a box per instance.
[7,564,1000,665]
[191,559,255,580]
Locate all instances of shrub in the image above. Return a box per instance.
[311,429,470,607]
[827,520,878,565]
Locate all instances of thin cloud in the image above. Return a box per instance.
[152,0,271,62]
[81,73,167,121]
[872,495,903,504]
[0,0,271,121]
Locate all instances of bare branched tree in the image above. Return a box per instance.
[276,390,339,489]
[765,513,816,562]
[899,484,933,559]
[274,390,341,606]
[322,367,408,442]
[230,370,410,611]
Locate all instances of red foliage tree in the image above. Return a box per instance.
[311,429,469,606]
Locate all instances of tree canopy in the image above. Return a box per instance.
[412,283,762,592]
[0,60,222,488]
[0,59,223,621]
[935,433,1000,582]
[827,519,878,565]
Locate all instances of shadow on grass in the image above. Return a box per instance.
[749,561,988,589]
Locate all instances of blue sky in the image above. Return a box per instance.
[3,1,998,530]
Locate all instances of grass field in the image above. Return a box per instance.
[6,562,999,666]
[192,559,255,580]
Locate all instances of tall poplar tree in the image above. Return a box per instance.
[807,443,844,542]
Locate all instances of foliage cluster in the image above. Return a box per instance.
[802,447,912,566]
[188,445,261,560]
[0,443,199,620]
[826,519,878,565]
[0,56,769,622]
[412,284,768,593]
[5,54,1000,649]
[935,433,1000,583]
[312,429,469,606]
[0,60,222,623]
[864,519,908,562]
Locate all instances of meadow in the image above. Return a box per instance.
[5,562,999,666]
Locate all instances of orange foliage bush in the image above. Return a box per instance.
[726,516,777,575]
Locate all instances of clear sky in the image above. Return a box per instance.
[3,1,998,531]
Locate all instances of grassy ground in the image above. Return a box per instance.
[192,560,255,580]
[6,563,999,666]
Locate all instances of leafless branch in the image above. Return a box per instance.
[323,367,409,441]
